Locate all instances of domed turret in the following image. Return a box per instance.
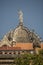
[1,10,41,48]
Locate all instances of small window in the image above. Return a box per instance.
[0,52,2,54]
[18,51,20,54]
[5,52,7,54]
[9,52,11,54]
[14,52,16,54]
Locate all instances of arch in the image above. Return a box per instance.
[0,43,11,47]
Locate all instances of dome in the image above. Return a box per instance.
[13,25,30,43]
[6,23,40,44]
[2,10,40,44]
[7,25,30,43]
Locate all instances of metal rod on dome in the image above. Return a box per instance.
[18,10,23,26]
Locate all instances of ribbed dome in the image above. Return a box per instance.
[5,10,40,43]
[5,23,40,44]
[7,25,30,43]
[13,25,30,43]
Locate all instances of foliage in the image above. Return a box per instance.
[39,49,43,55]
[15,54,30,65]
[32,54,43,65]
[12,50,43,65]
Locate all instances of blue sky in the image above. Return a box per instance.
[0,0,43,40]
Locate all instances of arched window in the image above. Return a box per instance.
[5,52,7,54]
[14,52,16,54]
[2,45,7,47]
[18,51,20,54]
[9,52,11,54]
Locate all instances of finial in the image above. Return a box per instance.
[18,10,23,25]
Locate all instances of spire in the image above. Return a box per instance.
[18,10,23,26]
